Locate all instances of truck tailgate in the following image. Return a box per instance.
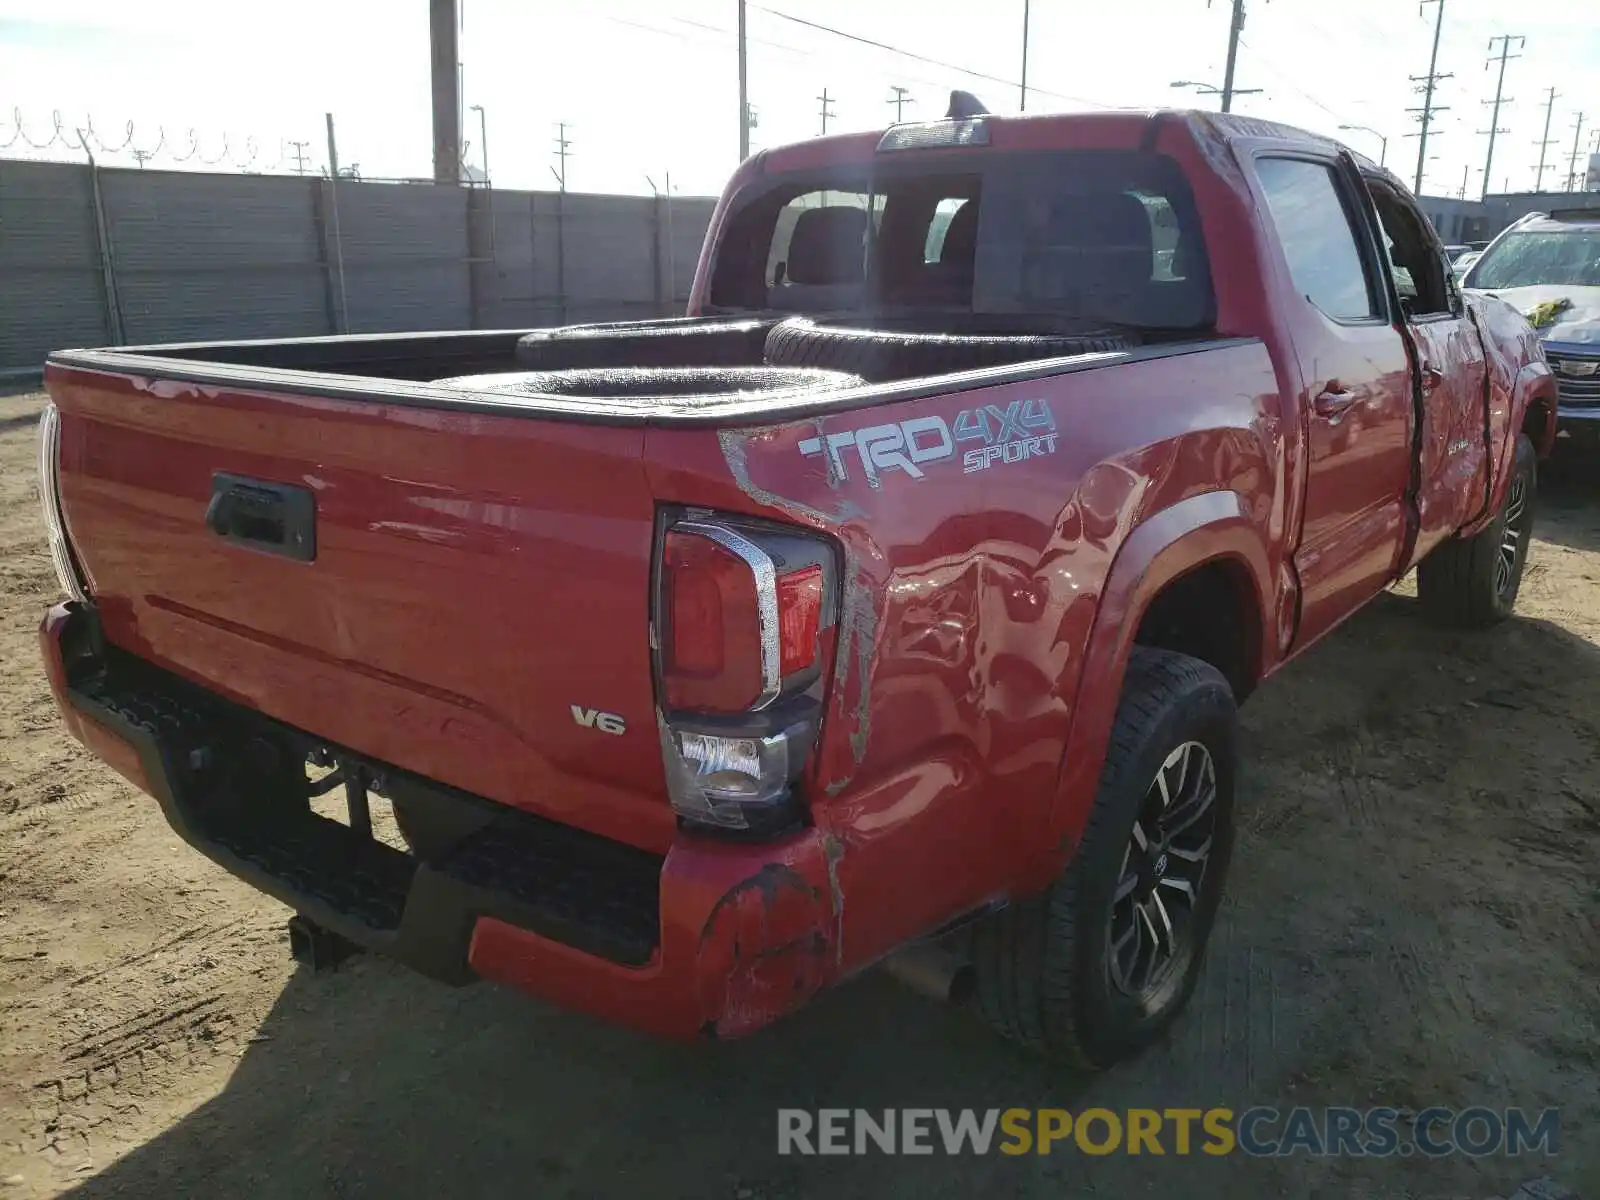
[47,367,674,853]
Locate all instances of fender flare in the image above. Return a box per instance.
[1463,359,1557,537]
[1028,491,1274,886]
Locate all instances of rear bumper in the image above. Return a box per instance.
[40,602,842,1039]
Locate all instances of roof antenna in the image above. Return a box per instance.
[947,90,990,119]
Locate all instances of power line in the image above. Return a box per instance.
[748,4,1108,108]
[1479,34,1522,202]
[1531,87,1559,191]
[1235,38,1351,125]
[1408,0,1452,194]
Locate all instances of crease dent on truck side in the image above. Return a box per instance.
[37,103,1553,1061]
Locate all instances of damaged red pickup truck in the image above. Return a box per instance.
[38,104,1556,1068]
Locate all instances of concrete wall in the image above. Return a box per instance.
[0,158,716,371]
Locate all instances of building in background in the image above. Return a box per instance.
[1419,188,1600,248]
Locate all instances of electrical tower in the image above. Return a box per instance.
[1407,0,1452,194]
[1567,112,1587,192]
[1479,35,1521,201]
[888,86,912,124]
[1532,87,1560,191]
[818,89,836,135]
[286,139,312,176]
[552,122,571,192]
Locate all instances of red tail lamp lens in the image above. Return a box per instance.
[662,529,764,712]
[776,565,823,677]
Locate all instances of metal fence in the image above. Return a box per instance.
[0,158,716,372]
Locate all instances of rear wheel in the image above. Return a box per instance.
[970,647,1237,1067]
[1417,434,1536,628]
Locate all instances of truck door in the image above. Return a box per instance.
[1363,175,1491,565]
[1252,154,1415,648]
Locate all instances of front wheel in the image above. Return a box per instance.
[970,647,1238,1068]
[1417,433,1536,629]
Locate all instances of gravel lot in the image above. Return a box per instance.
[1,387,1595,1198]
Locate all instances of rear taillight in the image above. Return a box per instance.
[655,515,837,836]
[37,403,89,603]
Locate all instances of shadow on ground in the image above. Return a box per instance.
[60,600,1599,1200]
[1536,439,1600,554]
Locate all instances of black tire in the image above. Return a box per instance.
[437,365,863,406]
[1417,433,1536,629]
[514,317,774,370]
[763,315,1133,382]
[970,647,1237,1068]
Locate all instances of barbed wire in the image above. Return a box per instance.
[0,107,315,174]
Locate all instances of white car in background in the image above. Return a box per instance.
[1463,210,1600,446]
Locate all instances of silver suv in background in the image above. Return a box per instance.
[1463,211,1600,446]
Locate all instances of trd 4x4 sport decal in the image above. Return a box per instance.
[798,399,1057,488]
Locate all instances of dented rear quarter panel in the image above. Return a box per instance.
[644,341,1283,967]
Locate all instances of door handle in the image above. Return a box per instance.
[1420,363,1445,392]
[1314,385,1358,419]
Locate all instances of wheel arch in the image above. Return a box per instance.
[1033,491,1272,883]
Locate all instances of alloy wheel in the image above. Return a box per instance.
[1108,740,1218,1000]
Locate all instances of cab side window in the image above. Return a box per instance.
[1255,158,1380,322]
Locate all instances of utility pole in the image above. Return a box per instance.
[286,139,311,176]
[737,0,750,161]
[429,0,462,184]
[323,113,350,333]
[818,89,835,135]
[1218,0,1247,115]
[1409,0,1451,195]
[1459,163,1469,198]
[552,122,571,193]
[1019,0,1031,112]
[888,86,912,123]
[1567,112,1587,191]
[1479,34,1522,201]
[1532,87,1560,191]
[470,104,489,184]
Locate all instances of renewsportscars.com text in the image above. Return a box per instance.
[777,1107,1560,1158]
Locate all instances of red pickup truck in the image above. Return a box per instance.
[37,103,1556,1068]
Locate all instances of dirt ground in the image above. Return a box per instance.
[0,386,1595,1199]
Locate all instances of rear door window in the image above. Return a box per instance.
[1255,158,1380,322]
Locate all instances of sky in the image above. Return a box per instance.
[2,0,1598,200]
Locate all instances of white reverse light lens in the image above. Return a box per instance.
[662,723,812,830]
[37,404,88,603]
